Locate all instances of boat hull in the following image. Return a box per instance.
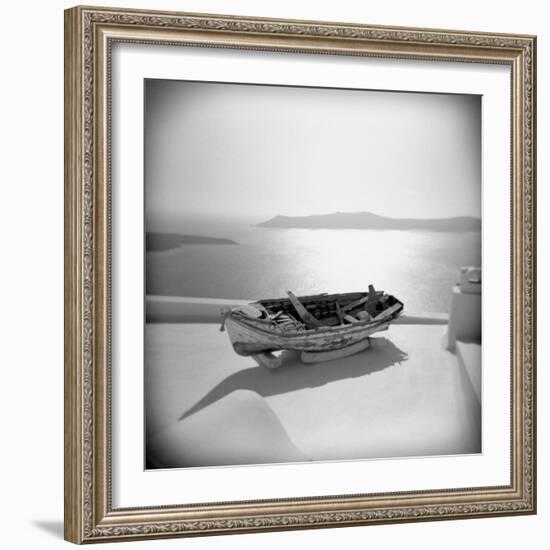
[225,315,390,355]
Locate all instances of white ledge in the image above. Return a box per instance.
[145,295,448,325]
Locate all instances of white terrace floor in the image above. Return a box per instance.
[146,323,481,469]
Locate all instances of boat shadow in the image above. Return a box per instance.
[178,337,408,421]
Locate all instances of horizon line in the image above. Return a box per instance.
[146,210,482,222]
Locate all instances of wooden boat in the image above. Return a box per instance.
[220,285,403,368]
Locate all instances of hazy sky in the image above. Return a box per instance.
[145,80,481,225]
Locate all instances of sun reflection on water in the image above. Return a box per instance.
[146,227,481,315]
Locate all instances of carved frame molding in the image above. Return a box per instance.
[64,6,536,544]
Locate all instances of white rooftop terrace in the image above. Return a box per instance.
[145,297,481,469]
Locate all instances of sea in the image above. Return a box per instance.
[145,216,481,315]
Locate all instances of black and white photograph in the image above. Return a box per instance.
[144,79,482,469]
[57,3,540,545]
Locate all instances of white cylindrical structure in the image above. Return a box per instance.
[446,266,481,350]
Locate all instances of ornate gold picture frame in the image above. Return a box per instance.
[64,5,536,544]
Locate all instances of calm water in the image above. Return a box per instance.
[146,223,481,315]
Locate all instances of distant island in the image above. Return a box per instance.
[146,232,238,252]
[256,212,481,232]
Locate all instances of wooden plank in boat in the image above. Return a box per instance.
[341,295,369,312]
[372,303,402,321]
[344,314,359,323]
[287,291,324,328]
[335,302,344,325]
[342,291,383,313]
